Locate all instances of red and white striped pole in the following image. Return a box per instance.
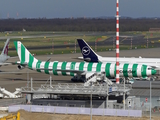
[116,0,120,84]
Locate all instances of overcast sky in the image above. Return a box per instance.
[0,0,159,19]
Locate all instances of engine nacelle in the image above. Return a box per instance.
[17,65,24,70]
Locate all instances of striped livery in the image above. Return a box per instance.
[14,41,157,78]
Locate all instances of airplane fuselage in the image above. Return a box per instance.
[0,55,10,63]
[99,57,160,70]
[28,61,156,78]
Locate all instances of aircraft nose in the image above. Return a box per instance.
[151,69,157,75]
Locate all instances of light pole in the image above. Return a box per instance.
[150,80,152,120]
[131,37,132,49]
[90,83,92,120]
[52,39,54,54]
[75,39,76,53]
[147,35,148,48]
[95,39,97,52]
[123,78,125,110]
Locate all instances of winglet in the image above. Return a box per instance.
[77,39,101,62]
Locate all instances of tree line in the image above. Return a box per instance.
[0,18,160,32]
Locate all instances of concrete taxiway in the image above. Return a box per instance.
[0,47,160,92]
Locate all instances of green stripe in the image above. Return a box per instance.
[132,64,138,77]
[105,63,111,77]
[44,62,50,74]
[79,62,85,71]
[53,62,58,75]
[21,44,25,63]
[87,62,93,71]
[70,62,76,76]
[28,54,34,69]
[141,65,147,77]
[36,60,41,72]
[61,62,67,75]
[114,64,116,76]
[123,63,129,77]
[96,63,102,72]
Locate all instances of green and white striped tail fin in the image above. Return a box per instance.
[14,41,39,69]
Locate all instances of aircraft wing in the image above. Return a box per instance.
[55,69,85,74]
[72,57,84,60]
[0,63,11,66]
[36,68,85,75]
[0,71,28,74]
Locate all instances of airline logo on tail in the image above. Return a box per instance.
[1,39,10,56]
[77,39,99,62]
[82,46,90,56]
[3,43,9,55]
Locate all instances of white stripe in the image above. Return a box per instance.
[137,64,142,77]
[57,62,62,75]
[84,62,89,71]
[116,24,119,28]
[92,63,97,72]
[116,58,119,62]
[40,62,45,73]
[117,7,119,12]
[32,59,38,70]
[75,63,80,70]
[75,62,80,76]
[49,62,53,75]
[116,49,119,53]
[66,62,71,75]
[101,63,106,72]
[116,81,119,84]
[128,64,133,77]
[146,66,151,76]
[116,32,119,37]
[25,48,29,63]
[17,42,21,61]
[110,63,115,77]
[116,74,119,78]
[116,40,119,45]
[116,65,119,70]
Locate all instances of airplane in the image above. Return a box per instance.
[13,41,156,83]
[77,39,160,71]
[0,39,11,66]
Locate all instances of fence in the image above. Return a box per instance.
[8,105,142,117]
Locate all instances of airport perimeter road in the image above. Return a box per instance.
[0,47,160,92]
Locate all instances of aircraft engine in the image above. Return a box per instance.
[17,65,24,70]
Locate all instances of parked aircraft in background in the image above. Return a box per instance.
[77,39,160,71]
[14,41,156,83]
[0,39,11,66]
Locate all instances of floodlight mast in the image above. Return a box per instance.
[116,0,120,84]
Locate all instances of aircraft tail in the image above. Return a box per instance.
[1,39,10,56]
[14,41,38,64]
[77,39,101,62]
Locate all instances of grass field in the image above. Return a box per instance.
[0,31,160,56]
